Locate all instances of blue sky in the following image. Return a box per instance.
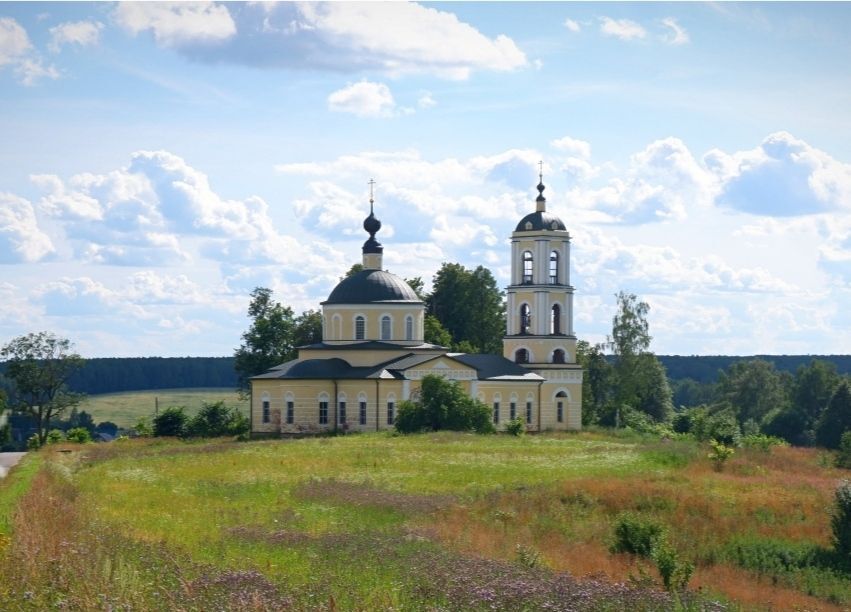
[1,2,850,358]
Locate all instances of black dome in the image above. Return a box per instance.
[323,269,421,305]
[515,211,567,232]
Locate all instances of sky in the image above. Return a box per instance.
[1,1,851,359]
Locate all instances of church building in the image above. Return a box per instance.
[250,176,582,434]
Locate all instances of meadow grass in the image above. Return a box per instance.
[2,431,851,609]
[77,387,248,428]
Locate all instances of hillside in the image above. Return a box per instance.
[1,431,849,610]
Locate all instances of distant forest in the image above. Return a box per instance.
[1,354,847,396]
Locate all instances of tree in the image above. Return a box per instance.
[718,359,789,427]
[405,276,426,300]
[633,354,674,423]
[793,359,840,431]
[816,382,851,450]
[185,401,248,438]
[0,332,85,445]
[424,314,452,347]
[395,374,494,434]
[234,287,297,391]
[294,310,323,347]
[609,291,651,409]
[153,406,188,437]
[427,263,504,354]
[576,340,612,425]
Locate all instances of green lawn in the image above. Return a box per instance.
[77,387,248,428]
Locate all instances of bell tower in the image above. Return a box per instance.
[503,168,583,429]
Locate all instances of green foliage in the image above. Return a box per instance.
[670,377,718,409]
[722,536,823,575]
[514,543,541,569]
[764,408,811,447]
[505,417,525,436]
[793,359,841,429]
[708,439,735,471]
[394,375,495,434]
[26,434,40,450]
[427,263,505,354]
[153,406,188,437]
[683,405,742,446]
[133,416,153,437]
[423,315,452,347]
[293,309,323,347]
[0,331,86,445]
[611,513,664,557]
[652,540,694,593]
[837,433,851,469]
[816,382,851,450]
[740,433,788,452]
[576,340,612,425]
[718,359,790,428]
[184,401,248,438]
[45,429,64,444]
[833,480,851,561]
[234,287,297,391]
[66,427,92,443]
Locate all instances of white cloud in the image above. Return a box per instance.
[296,2,527,79]
[660,17,689,45]
[564,19,581,33]
[551,135,591,159]
[0,193,55,263]
[327,81,398,118]
[417,91,437,109]
[706,131,851,216]
[599,17,646,41]
[114,1,236,47]
[0,17,31,65]
[0,17,59,85]
[48,20,104,53]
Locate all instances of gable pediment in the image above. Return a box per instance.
[400,355,477,381]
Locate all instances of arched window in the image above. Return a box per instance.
[387,393,396,425]
[550,251,559,284]
[551,304,561,335]
[333,314,342,339]
[405,315,413,341]
[552,349,565,364]
[355,316,365,340]
[515,348,529,364]
[522,251,533,284]
[338,392,347,425]
[381,315,391,340]
[556,391,567,423]
[285,392,294,424]
[261,392,271,424]
[520,303,531,334]
[358,392,368,426]
[318,393,329,425]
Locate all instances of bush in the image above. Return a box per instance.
[832,480,851,561]
[394,375,494,435]
[134,416,153,437]
[185,401,248,438]
[153,406,188,437]
[652,541,694,593]
[66,427,92,443]
[46,429,64,444]
[26,434,40,450]
[611,513,665,557]
[741,433,788,453]
[708,439,735,471]
[837,432,851,469]
[505,417,525,436]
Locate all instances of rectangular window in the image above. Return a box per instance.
[286,401,294,424]
[510,402,516,420]
[359,401,367,425]
[387,401,395,425]
[262,400,270,423]
[339,401,346,424]
[526,401,532,424]
[493,401,500,424]
[557,401,563,423]
[319,401,328,425]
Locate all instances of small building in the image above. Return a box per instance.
[250,177,582,434]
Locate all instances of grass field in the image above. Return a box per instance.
[1,431,850,610]
[78,387,249,428]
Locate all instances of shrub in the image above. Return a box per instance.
[515,543,541,569]
[26,434,40,450]
[708,439,734,471]
[134,416,153,437]
[505,417,525,436]
[46,429,64,444]
[837,432,851,469]
[153,406,188,437]
[741,433,788,453]
[395,375,494,434]
[185,401,248,438]
[66,427,92,444]
[395,400,429,434]
[832,480,851,561]
[610,513,664,557]
[652,541,694,593]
